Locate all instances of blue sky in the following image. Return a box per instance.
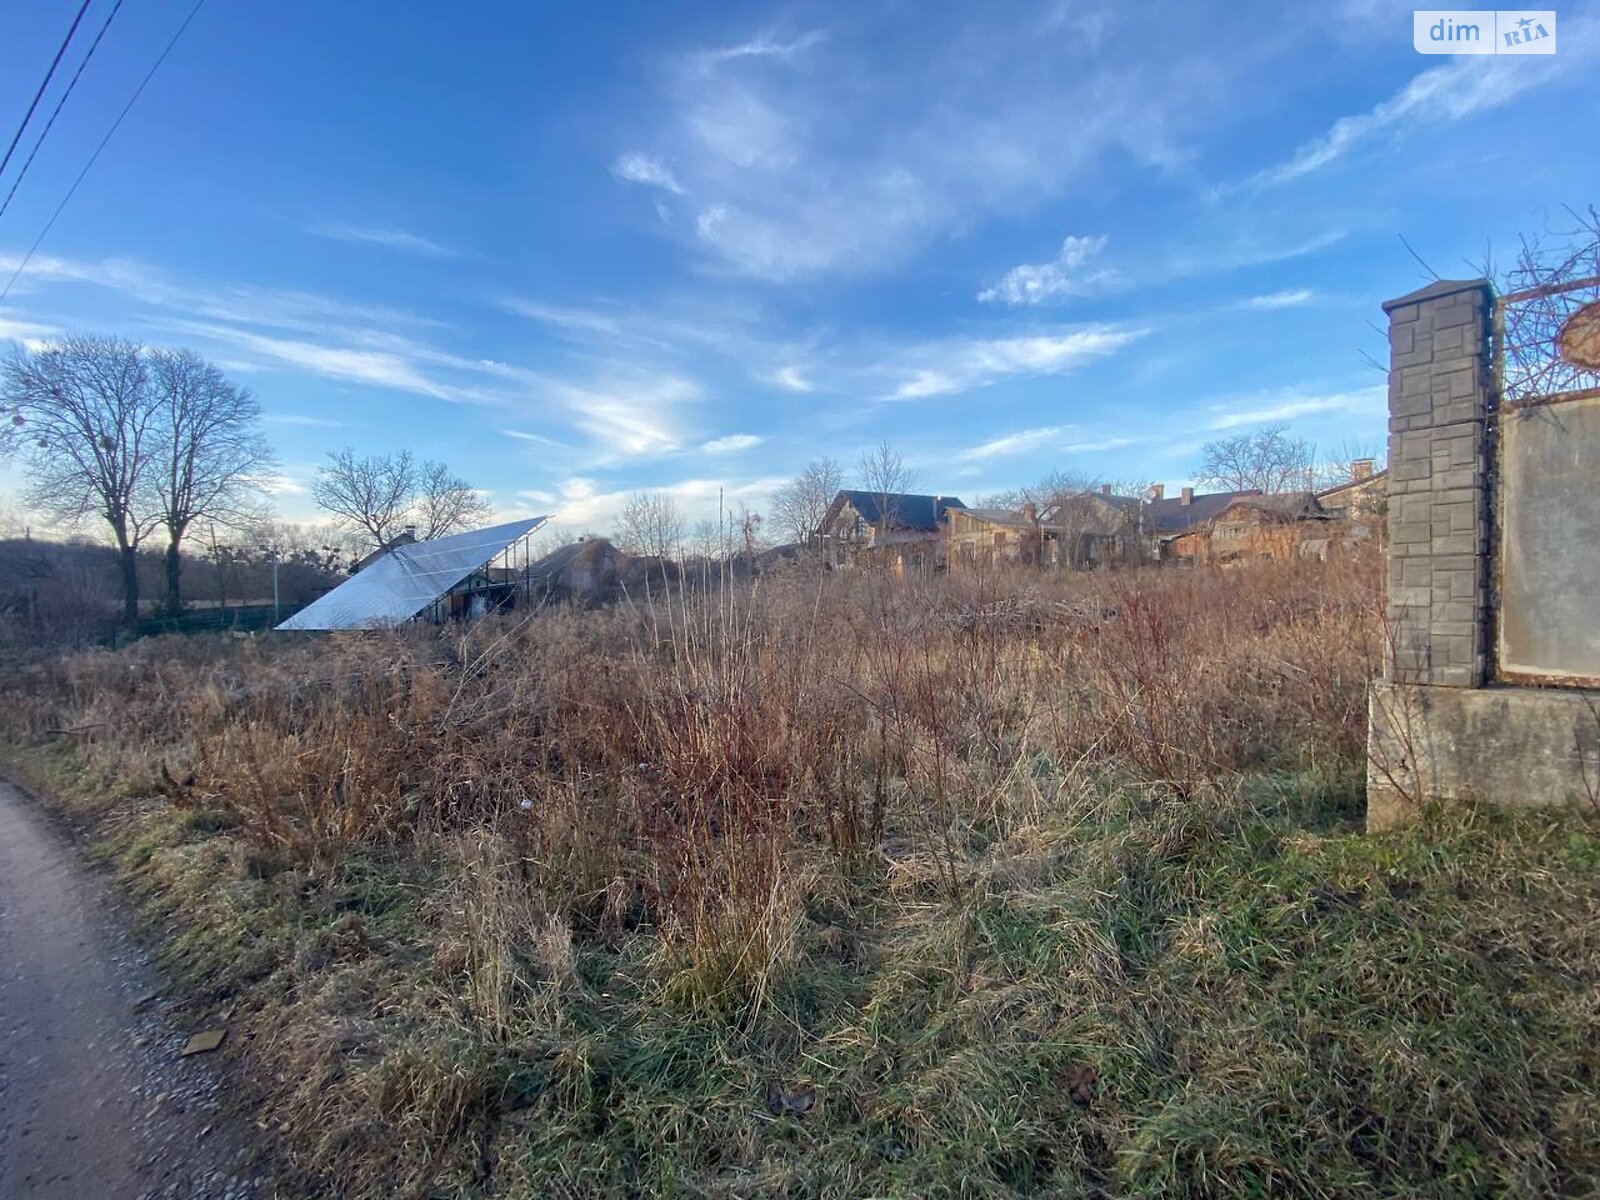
[1,0,1596,534]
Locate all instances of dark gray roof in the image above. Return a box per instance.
[829,490,967,532]
[1145,489,1262,535]
[1223,491,1327,520]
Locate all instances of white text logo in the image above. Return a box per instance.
[1413,10,1556,53]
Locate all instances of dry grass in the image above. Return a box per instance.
[4,552,1599,1197]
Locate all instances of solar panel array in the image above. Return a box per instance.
[277,517,548,631]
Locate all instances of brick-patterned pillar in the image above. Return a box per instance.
[1382,279,1494,687]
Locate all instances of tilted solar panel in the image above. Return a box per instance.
[277,517,548,631]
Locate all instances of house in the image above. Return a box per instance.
[1140,485,1259,549]
[1316,458,1388,545]
[1167,492,1332,563]
[818,490,966,571]
[352,528,416,573]
[946,503,1055,568]
[1041,487,1146,566]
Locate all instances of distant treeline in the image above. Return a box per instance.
[0,535,344,649]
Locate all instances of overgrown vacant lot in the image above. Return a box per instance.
[4,555,1599,1198]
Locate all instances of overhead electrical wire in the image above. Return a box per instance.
[0,0,128,222]
[1,0,208,306]
[0,0,95,183]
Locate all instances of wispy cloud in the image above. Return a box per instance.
[1205,387,1385,430]
[978,235,1116,305]
[1241,21,1595,189]
[611,16,1236,280]
[0,312,60,344]
[693,30,828,69]
[889,325,1146,399]
[174,322,465,400]
[612,153,686,195]
[518,472,787,530]
[701,433,762,453]
[503,429,570,449]
[265,411,346,428]
[769,365,813,393]
[962,425,1071,460]
[260,473,309,496]
[961,425,1140,461]
[1244,288,1315,310]
[547,374,699,460]
[304,219,457,258]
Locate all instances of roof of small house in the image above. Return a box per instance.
[1317,467,1389,504]
[826,490,967,532]
[1143,489,1261,535]
[1216,491,1328,521]
[950,506,1045,531]
[353,530,416,573]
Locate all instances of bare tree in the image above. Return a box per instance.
[770,457,843,546]
[415,460,493,540]
[0,336,159,621]
[686,517,723,560]
[1196,423,1315,493]
[313,449,497,549]
[147,350,273,613]
[856,440,916,537]
[312,449,417,549]
[616,491,685,559]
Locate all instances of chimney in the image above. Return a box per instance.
[1021,501,1037,524]
[1180,486,1193,506]
[1100,483,1112,496]
[404,523,417,540]
[1351,458,1374,481]
[1151,484,1165,500]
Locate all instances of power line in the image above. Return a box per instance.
[1,0,207,306]
[0,0,95,183]
[0,0,128,222]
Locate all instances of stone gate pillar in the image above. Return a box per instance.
[1380,279,1495,688]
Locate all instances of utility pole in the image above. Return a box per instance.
[259,544,281,624]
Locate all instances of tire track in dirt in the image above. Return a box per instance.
[0,779,264,1199]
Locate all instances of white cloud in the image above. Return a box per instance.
[176,323,461,399]
[612,152,687,195]
[1244,288,1315,310]
[503,429,569,449]
[693,31,827,69]
[0,252,444,337]
[978,235,1115,305]
[701,433,762,453]
[612,17,1224,281]
[546,374,699,460]
[961,425,1139,461]
[770,365,813,393]
[1205,387,1385,430]
[523,472,786,532]
[266,411,346,428]
[304,220,457,258]
[890,325,1146,399]
[261,473,308,496]
[1243,23,1595,189]
[0,312,60,344]
[962,425,1071,460]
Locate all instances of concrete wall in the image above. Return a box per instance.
[1498,394,1600,683]
[1368,680,1600,827]
[1367,278,1600,828]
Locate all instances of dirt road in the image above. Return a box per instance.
[0,779,263,1199]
